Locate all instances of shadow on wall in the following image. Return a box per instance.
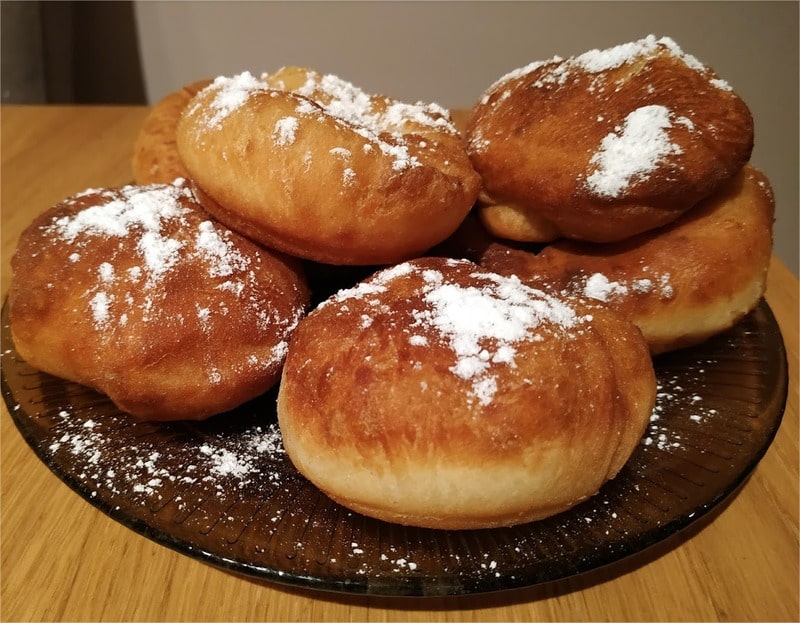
[1,0,146,104]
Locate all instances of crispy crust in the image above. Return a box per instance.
[132,79,212,185]
[466,36,754,243]
[277,257,656,529]
[9,181,310,420]
[479,165,774,354]
[176,69,481,265]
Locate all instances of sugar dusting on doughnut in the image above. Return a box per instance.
[43,181,303,352]
[585,105,693,198]
[196,71,269,129]
[410,268,583,405]
[581,271,674,302]
[323,258,589,406]
[190,69,458,173]
[48,183,194,291]
[284,70,456,171]
[466,35,753,243]
[278,256,656,528]
[482,35,728,104]
[10,179,311,419]
[178,67,480,265]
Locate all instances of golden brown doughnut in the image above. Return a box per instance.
[176,69,481,265]
[9,180,310,421]
[479,165,774,354]
[277,257,656,529]
[132,79,212,184]
[466,35,754,243]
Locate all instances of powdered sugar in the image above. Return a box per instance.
[89,292,112,327]
[206,71,457,174]
[294,71,455,136]
[412,268,582,405]
[98,262,114,282]
[200,444,256,479]
[50,183,190,244]
[194,220,249,278]
[574,35,682,74]
[40,181,303,383]
[488,35,723,96]
[193,68,457,178]
[46,405,286,499]
[416,269,579,401]
[273,116,299,146]
[49,182,192,287]
[643,367,719,452]
[199,71,268,129]
[583,273,630,301]
[585,105,685,198]
[562,270,674,303]
[329,260,586,406]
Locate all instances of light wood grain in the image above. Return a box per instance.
[1,106,797,622]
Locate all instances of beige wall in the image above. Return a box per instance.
[135,1,798,275]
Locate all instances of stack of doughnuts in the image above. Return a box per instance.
[8,35,775,529]
[463,35,773,356]
[478,165,774,354]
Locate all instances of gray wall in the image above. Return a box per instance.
[134,1,798,275]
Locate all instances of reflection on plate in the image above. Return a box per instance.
[1,299,788,596]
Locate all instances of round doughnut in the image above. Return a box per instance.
[466,35,754,243]
[9,180,310,421]
[277,257,656,529]
[176,69,481,265]
[132,79,212,184]
[479,165,774,355]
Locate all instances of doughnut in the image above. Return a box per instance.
[277,257,657,529]
[132,79,212,184]
[9,180,310,421]
[466,35,754,243]
[176,69,481,265]
[479,165,774,355]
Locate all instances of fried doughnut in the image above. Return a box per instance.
[480,165,774,354]
[176,69,481,265]
[466,35,754,243]
[277,257,656,529]
[132,79,212,184]
[9,180,310,421]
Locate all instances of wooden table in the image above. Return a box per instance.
[1,105,797,621]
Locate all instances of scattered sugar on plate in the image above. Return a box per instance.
[642,365,719,452]
[45,406,287,500]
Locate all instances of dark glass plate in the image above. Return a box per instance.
[1,299,788,596]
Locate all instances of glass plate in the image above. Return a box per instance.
[1,298,788,596]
